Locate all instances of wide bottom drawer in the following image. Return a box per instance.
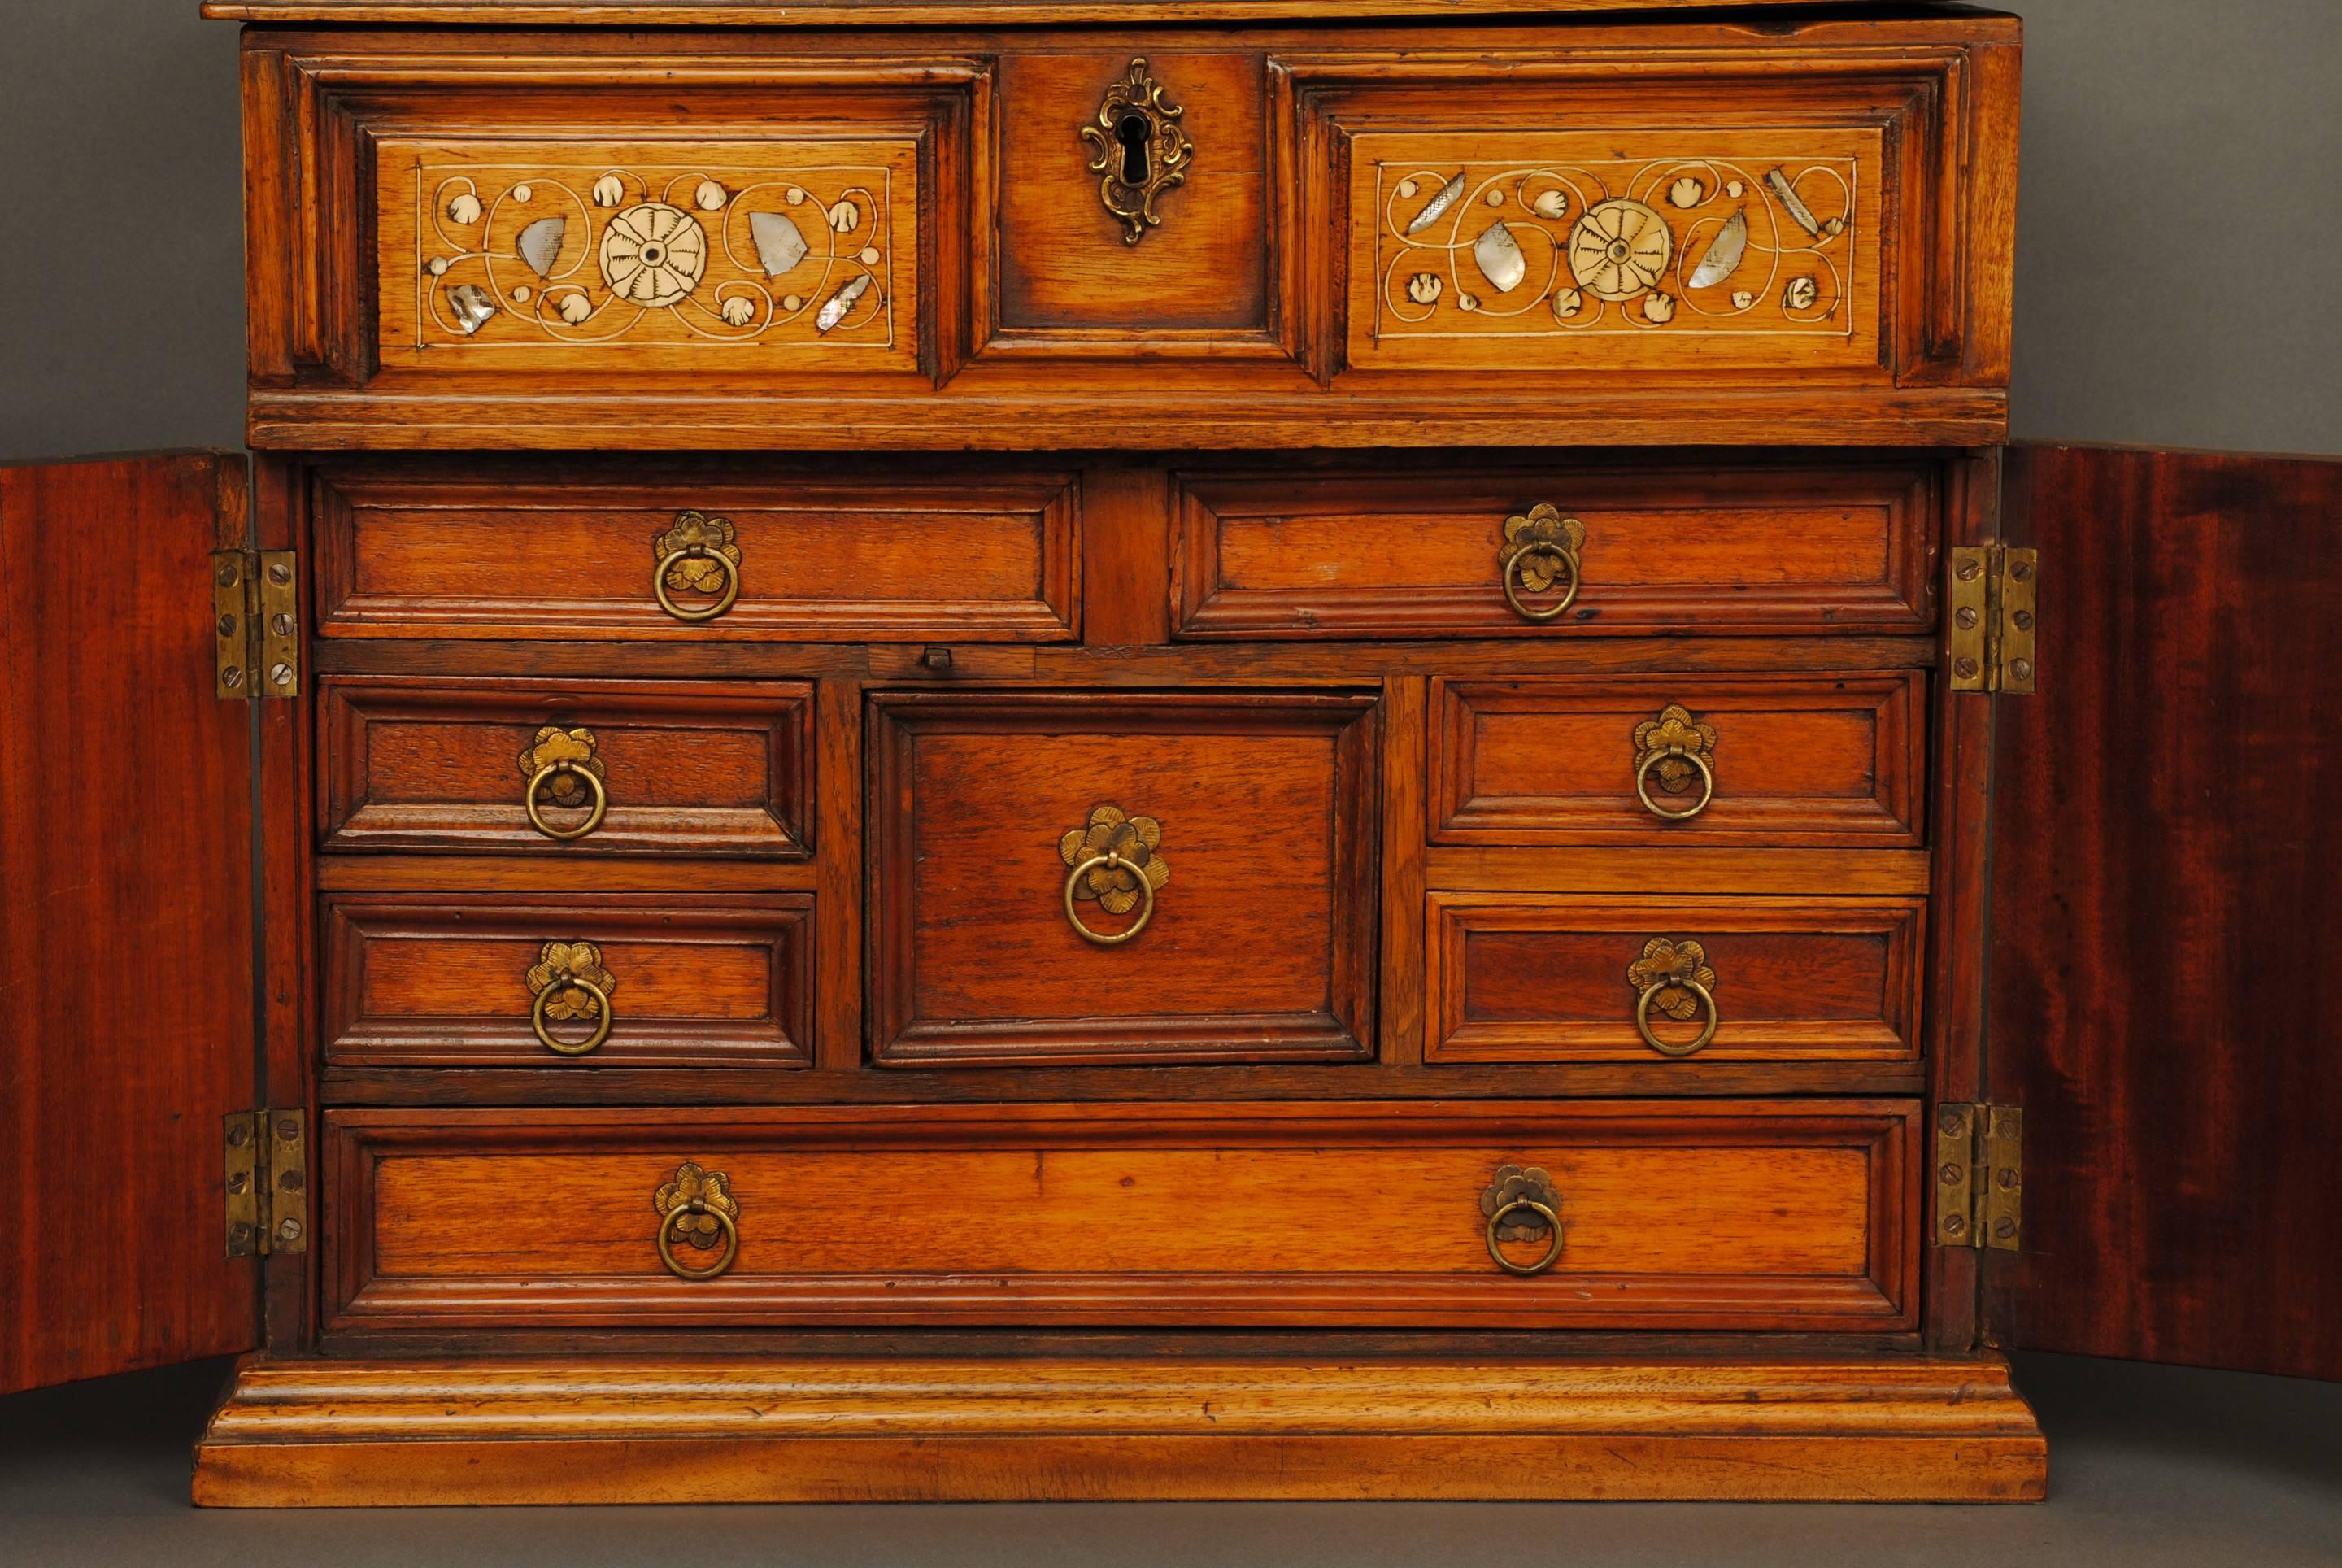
[323,1101,1918,1334]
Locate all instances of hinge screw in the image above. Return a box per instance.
[270,662,295,687]
[215,560,241,587]
[1997,1168,2021,1190]
[1957,559,1983,581]
[1953,656,1980,681]
[217,613,240,635]
[222,665,245,690]
[268,561,294,586]
[275,1117,301,1141]
[2009,560,2034,581]
[2011,610,2034,631]
[276,1217,303,1244]
[1994,1217,2017,1239]
[1938,1162,1965,1184]
[1936,1108,1965,1135]
[278,1168,304,1191]
[1943,1214,1966,1236]
[226,1120,251,1147]
[2009,658,2034,683]
[226,1171,250,1195]
[1955,608,1979,629]
[270,612,295,636]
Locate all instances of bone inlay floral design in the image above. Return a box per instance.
[415,166,896,348]
[1376,155,1857,338]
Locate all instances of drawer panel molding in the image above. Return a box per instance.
[320,1100,1918,1334]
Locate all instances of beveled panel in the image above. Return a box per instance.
[308,460,1080,642]
[1426,894,1924,1064]
[1431,673,1925,847]
[322,893,813,1069]
[1174,460,1935,638]
[867,690,1380,1066]
[320,677,812,857]
[319,1100,1918,1333]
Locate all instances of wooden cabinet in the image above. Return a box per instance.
[7,0,2335,1513]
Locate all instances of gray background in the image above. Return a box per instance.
[3,1,2340,1561]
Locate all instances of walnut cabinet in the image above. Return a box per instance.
[3,0,2338,1507]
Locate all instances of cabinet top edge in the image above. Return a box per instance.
[202,1,2018,31]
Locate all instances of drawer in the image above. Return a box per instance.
[1431,673,1925,847]
[307,461,1080,642]
[866,690,1380,1066]
[244,19,2016,448]
[321,894,812,1069]
[1425,895,1924,1065]
[320,1100,1918,1334]
[320,677,812,857]
[1173,459,1937,638]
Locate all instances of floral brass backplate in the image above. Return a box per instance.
[652,510,741,596]
[518,725,604,808]
[1498,503,1586,595]
[653,1161,739,1250]
[1632,703,1717,795]
[526,940,617,1020]
[1479,1165,1561,1242]
[1626,937,1717,1022]
[1057,804,1171,916]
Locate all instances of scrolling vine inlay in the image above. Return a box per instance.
[407,161,901,351]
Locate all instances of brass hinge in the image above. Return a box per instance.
[224,1109,308,1257]
[211,550,300,699]
[1932,1102,2022,1250]
[1946,545,2038,695]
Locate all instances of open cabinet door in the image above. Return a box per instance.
[1987,444,2342,1380]
[0,454,263,1393]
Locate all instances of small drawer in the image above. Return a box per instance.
[307,460,1080,642]
[1431,673,1925,847]
[320,1100,1918,1335]
[320,676,812,857]
[866,690,1381,1066]
[1425,895,1924,1065]
[1173,460,1937,639]
[321,893,812,1069]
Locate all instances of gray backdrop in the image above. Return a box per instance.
[2,0,2339,457]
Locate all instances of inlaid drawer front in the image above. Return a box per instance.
[307,462,1080,642]
[1173,462,1935,638]
[319,1101,1918,1334]
[867,690,1381,1066]
[1425,895,1924,1065]
[321,894,812,1069]
[1285,40,2013,390]
[1431,673,1924,847]
[320,677,812,857]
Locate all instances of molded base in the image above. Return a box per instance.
[193,1352,2046,1505]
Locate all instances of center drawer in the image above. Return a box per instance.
[320,1101,1918,1335]
[866,690,1381,1067]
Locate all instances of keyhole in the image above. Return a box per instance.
[1115,115,1151,185]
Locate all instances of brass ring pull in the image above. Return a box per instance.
[1063,852,1157,946]
[1500,542,1581,621]
[655,1200,739,1281]
[531,973,612,1056]
[523,760,609,840]
[1634,746,1714,821]
[652,544,741,622]
[1635,974,1719,1057]
[652,1162,740,1282]
[1484,1198,1564,1276]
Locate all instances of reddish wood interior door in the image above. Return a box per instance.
[1988,444,2342,1380]
[0,454,261,1392]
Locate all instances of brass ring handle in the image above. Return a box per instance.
[530,973,612,1056]
[1500,541,1581,621]
[1484,1198,1564,1276]
[1635,975,1719,1058]
[652,545,741,622]
[655,1199,740,1282]
[1062,851,1157,946]
[1634,747,1714,821]
[524,760,608,841]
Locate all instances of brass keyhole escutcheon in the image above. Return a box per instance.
[1080,57,1194,246]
